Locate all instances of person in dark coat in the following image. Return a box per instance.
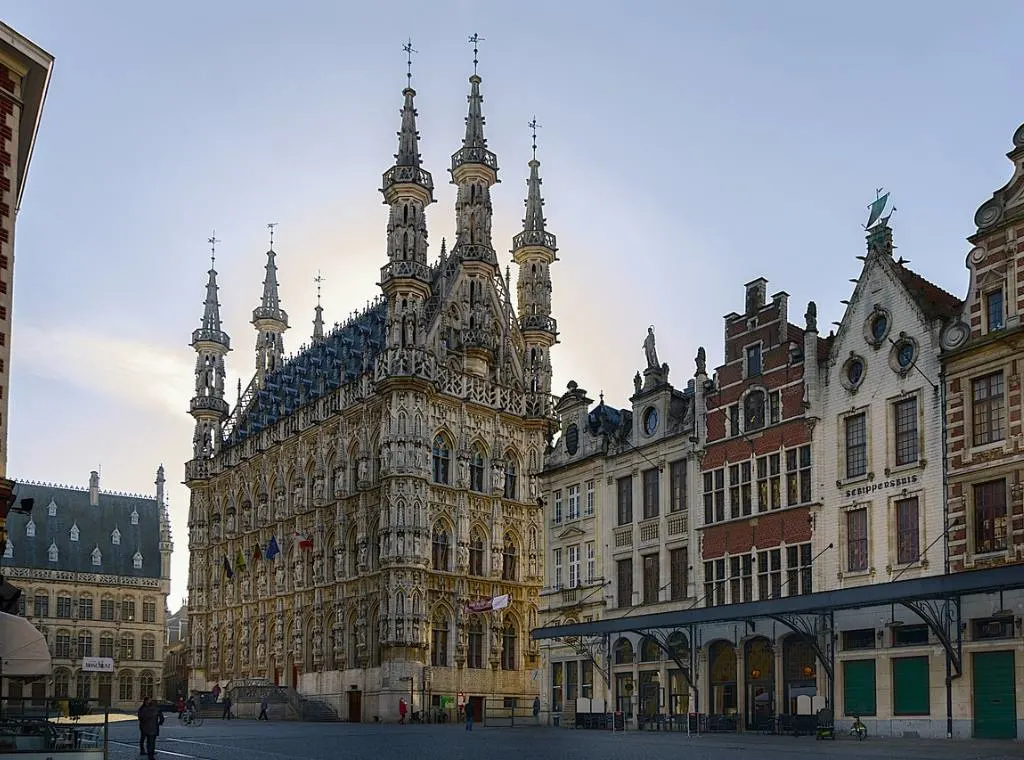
[138,699,163,760]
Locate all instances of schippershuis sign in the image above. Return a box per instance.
[845,473,918,499]
[81,657,114,673]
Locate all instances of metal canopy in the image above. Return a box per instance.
[533,563,1024,640]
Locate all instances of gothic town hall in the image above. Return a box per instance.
[184,55,558,721]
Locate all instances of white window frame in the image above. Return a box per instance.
[567,485,580,520]
[553,548,563,589]
[568,544,580,588]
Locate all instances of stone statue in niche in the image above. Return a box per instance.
[529,475,538,499]
[226,510,237,533]
[257,495,268,522]
[334,545,346,580]
[274,489,286,520]
[211,521,222,540]
[333,467,346,498]
[312,623,323,659]
[241,576,251,599]
[242,504,253,531]
[292,623,303,656]
[275,563,285,592]
[293,482,305,512]
[256,641,266,661]
[491,460,504,490]
[358,457,369,483]
[357,542,368,571]
[380,446,391,473]
[491,546,502,574]
[313,553,324,584]
[313,473,325,505]
[634,371,642,395]
[644,326,659,369]
[490,626,500,655]
[457,544,469,569]
[211,586,220,606]
[292,558,303,588]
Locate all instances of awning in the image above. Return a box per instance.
[0,611,51,677]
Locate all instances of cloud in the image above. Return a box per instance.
[17,324,193,416]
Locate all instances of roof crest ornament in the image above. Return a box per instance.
[208,230,220,269]
[403,37,417,89]
[267,221,278,251]
[529,116,541,161]
[468,32,484,75]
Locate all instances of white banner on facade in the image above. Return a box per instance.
[492,594,510,611]
[81,657,114,673]
[464,593,511,614]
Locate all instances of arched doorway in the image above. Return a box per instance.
[782,635,817,715]
[708,641,737,716]
[666,632,690,715]
[743,637,773,730]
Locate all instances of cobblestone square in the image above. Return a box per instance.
[105,720,1021,760]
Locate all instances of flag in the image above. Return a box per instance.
[294,532,313,551]
[235,548,246,573]
[222,555,234,579]
[265,536,280,560]
[252,544,262,563]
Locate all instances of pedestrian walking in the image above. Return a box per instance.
[532,696,540,725]
[138,698,164,760]
[222,694,233,720]
[258,693,270,721]
[465,702,473,732]
[398,697,408,724]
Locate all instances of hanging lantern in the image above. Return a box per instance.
[802,665,814,677]
[750,668,761,680]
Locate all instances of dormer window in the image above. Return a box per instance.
[745,345,762,377]
[47,499,57,517]
[25,519,35,538]
[70,524,79,542]
[133,552,143,570]
[130,509,139,526]
[48,542,58,563]
[985,289,1004,332]
[111,528,121,546]
[3,540,11,559]
[91,547,102,567]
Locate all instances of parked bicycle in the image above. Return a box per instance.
[849,716,866,741]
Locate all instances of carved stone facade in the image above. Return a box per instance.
[185,61,558,722]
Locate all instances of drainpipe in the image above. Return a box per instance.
[939,367,952,740]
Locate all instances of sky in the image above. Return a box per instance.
[4,1,1024,605]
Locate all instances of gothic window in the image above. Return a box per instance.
[432,435,451,485]
[47,499,57,517]
[25,519,35,538]
[743,390,766,431]
[500,621,518,671]
[432,526,450,571]
[431,611,449,667]
[504,458,518,500]
[48,543,58,563]
[502,534,518,581]
[111,528,120,545]
[469,530,485,576]
[130,509,139,526]
[139,672,154,700]
[69,524,79,542]
[133,552,143,570]
[470,447,485,492]
[467,619,484,669]
[91,547,102,566]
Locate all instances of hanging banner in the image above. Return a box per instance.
[464,594,510,614]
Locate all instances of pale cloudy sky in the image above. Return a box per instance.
[5,1,1023,604]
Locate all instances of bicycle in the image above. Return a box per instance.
[180,710,204,728]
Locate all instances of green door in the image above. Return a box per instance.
[973,651,1016,739]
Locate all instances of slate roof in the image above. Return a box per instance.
[893,262,962,322]
[224,300,388,448]
[2,481,163,579]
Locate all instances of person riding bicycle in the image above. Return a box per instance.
[184,696,198,724]
[850,715,866,739]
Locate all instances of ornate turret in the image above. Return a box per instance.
[312,272,325,343]
[252,224,288,384]
[381,41,434,350]
[513,121,558,398]
[156,464,173,578]
[450,35,499,271]
[189,235,230,466]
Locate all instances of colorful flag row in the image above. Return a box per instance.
[220,532,312,578]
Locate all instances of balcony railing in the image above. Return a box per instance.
[667,512,688,537]
[613,525,633,549]
[639,518,659,544]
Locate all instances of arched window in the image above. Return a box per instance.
[502,534,518,581]
[430,611,449,667]
[54,668,70,699]
[432,435,451,485]
[118,671,134,702]
[470,447,485,492]
[99,632,115,659]
[467,619,484,669]
[504,459,518,500]
[78,631,93,658]
[432,527,450,571]
[613,637,634,664]
[469,530,485,576]
[139,672,154,700]
[500,621,517,671]
[640,637,661,662]
[120,633,135,661]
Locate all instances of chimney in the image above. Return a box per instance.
[89,471,100,506]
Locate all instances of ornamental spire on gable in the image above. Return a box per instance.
[252,223,289,380]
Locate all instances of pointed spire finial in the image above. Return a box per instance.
[468,33,484,75]
[267,222,278,250]
[314,270,324,306]
[529,116,541,161]
[312,271,325,342]
[403,37,417,89]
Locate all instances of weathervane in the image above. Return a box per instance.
[468,33,485,75]
[314,271,325,306]
[865,188,896,229]
[208,230,220,267]
[528,116,541,160]
[402,38,417,88]
[267,222,278,250]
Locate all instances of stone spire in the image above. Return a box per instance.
[189,234,230,466]
[513,126,558,402]
[380,47,435,350]
[312,272,325,343]
[252,224,289,383]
